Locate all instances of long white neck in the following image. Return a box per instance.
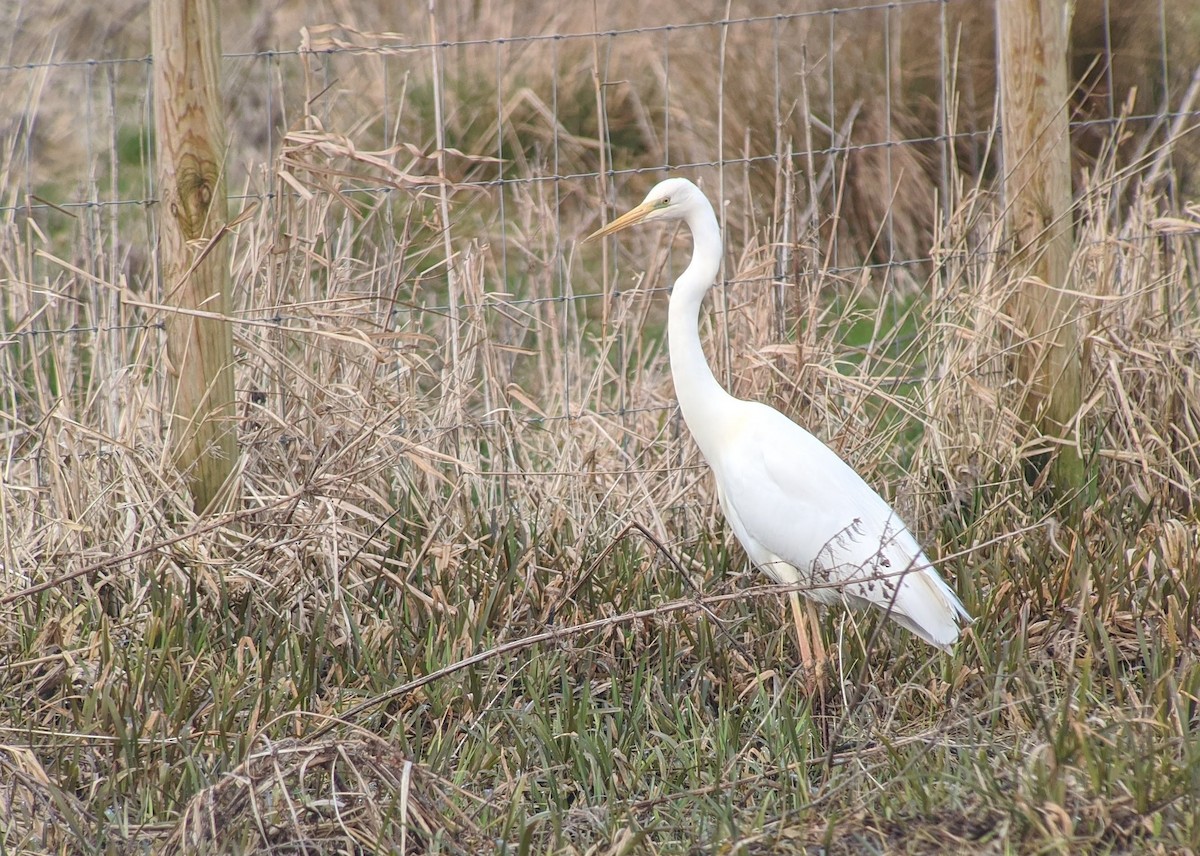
[667,203,738,461]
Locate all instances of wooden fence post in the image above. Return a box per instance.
[996,0,1086,502]
[151,0,237,511]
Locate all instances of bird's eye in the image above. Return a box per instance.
[659,197,671,206]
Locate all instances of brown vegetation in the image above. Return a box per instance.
[2,1,1199,853]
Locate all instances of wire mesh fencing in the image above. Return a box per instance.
[2,0,1198,554]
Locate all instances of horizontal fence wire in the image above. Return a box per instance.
[5,109,1198,219]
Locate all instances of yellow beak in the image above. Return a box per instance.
[584,200,657,242]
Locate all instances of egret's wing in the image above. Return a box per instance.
[713,402,969,647]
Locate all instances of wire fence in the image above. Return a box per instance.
[2,0,1198,512]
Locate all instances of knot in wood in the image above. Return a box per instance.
[175,152,220,237]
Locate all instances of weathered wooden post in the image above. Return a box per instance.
[996,0,1086,501]
[151,0,237,511]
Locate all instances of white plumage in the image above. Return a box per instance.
[587,177,970,661]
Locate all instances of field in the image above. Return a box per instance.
[3,0,1200,853]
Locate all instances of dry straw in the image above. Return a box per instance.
[2,1,1200,852]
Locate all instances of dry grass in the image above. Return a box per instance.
[3,1,1200,853]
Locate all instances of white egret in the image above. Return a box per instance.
[586,177,970,673]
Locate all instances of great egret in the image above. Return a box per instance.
[586,177,970,673]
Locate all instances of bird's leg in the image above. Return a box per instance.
[788,591,828,686]
[806,599,827,674]
[788,591,814,666]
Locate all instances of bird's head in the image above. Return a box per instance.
[585,177,707,241]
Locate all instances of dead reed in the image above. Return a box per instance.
[2,1,1199,853]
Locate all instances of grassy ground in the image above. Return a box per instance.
[3,1,1200,853]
